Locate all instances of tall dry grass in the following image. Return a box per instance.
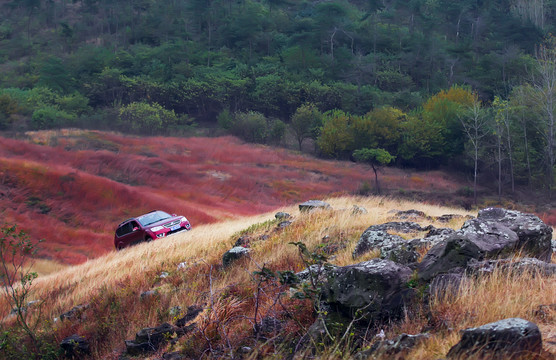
[2,195,554,359]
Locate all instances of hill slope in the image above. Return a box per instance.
[0,130,471,265]
[1,196,554,359]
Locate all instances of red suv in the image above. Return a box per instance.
[114,210,191,250]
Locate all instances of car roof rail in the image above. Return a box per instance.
[117,218,135,227]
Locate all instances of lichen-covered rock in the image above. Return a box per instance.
[473,208,553,261]
[299,200,332,212]
[296,263,337,284]
[446,318,543,359]
[367,221,432,233]
[322,259,414,322]
[392,209,429,220]
[352,229,406,258]
[352,205,368,215]
[60,304,89,322]
[222,246,251,267]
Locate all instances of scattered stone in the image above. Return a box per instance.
[299,200,332,212]
[175,305,203,328]
[169,306,181,317]
[60,334,90,358]
[234,235,252,247]
[352,205,368,215]
[162,352,185,360]
[446,318,543,360]
[368,221,432,233]
[60,304,90,322]
[322,259,414,322]
[140,290,159,300]
[393,209,429,220]
[177,262,187,270]
[532,304,556,321]
[256,316,283,335]
[426,227,456,238]
[125,323,176,355]
[355,333,430,359]
[239,346,252,354]
[159,271,169,279]
[277,220,292,228]
[436,214,472,223]
[275,212,291,219]
[222,246,251,267]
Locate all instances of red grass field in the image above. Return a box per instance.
[0,130,472,264]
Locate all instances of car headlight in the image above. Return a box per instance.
[150,226,164,232]
[180,216,188,223]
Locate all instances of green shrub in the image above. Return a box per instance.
[31,106,75,129]
[119,101,179,134]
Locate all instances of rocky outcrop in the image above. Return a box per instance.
[418,208,554,281]
[299,200,332,212]
[222,246,250,267]
[472,208,553,261]
[275,212,291,219]
[322,259,414,322]
[467,257,556,277]
[446,318,543,359]
[60,334,90,358]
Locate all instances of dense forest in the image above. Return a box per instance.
[1,0,556,197]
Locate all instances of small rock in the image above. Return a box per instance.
[60,304,90,322]
[140,290,159,300]
[126,323,176,355]
[352,205,368,215]
[299,200,332,212]
[162,351,185,360]
[169,306,182,317]
[277,220,292,228]
[60,334,90,357]
[222,246,251,267]
[159,271,169,279]
[355,333,430,359]
[234,235,252,247]
[175,305,203,328]
[177,262,187,270]
[275,212,291,219]
[394,209,428,220]
[446,318,543,360]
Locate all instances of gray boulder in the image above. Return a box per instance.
[60,304,89,322]
[473,208,553,261]
[322,259,414,322]
[299,200,332,212]
[446,318,543,359]
[275,212,291,219]
[125,322,175,355]
[222,246,250,267]
[60,334,90,358]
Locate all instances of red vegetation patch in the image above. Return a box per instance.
[0,131,469,264]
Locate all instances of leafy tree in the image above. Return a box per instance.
[317,110,354,158]
[353,148,395,194]
[0,94,19,130]
[291,103,322,150]
[118,102,179,135]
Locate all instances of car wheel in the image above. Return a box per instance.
[116,243,124,251]
[145,235,153,242]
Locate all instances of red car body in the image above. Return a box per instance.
[114,210,191,250]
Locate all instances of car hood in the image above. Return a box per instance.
[147,216,183,228]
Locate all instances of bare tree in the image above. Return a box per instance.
[531,41,556,195]
[460,99,489,204]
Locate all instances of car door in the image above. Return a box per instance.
[116,221,143,247]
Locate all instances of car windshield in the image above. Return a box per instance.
[137,211,172,226]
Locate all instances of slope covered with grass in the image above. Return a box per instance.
[1,196,554,359]
[0,130,472,265]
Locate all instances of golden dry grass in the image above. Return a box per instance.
[2,196,554,359]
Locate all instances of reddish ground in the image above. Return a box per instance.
[1,130,474,264]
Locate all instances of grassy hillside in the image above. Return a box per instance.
[0,130,476,266]
[0,196,554,359]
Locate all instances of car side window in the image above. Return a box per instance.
[130,221,139,230]
[116,222,133,237]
